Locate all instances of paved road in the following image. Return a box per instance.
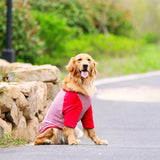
[1,71,160,160]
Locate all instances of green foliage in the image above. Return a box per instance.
[35,32,144,68]
[54,0,95,35]
[30,0,95,35]
[0,132,26,148]
[106,4,133,36]
[0,1,44,63]
[29,0,132,36]
[29,0,56,13]
[0,0,7,52]
[32,11,73,66]
[142,33,158,43]
[65,34,143,60]
[97,43,160,78]
[80,0,133,36]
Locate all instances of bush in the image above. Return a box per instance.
[29,0,55,13]
[32,33,143,68]
[81,0,133,36]
[0,0,6,50]
[106,3,133,36]
[30,0,95,35]
[32,11,73,66]
[30,0,133,36]
[65,34,143,60]
[142,33,158,43]
[0,0,135,66]
[0,1,44,63]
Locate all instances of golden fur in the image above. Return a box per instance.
[34,53,108,145]
[63,53,97,96]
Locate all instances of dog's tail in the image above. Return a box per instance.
[75,127,83,138]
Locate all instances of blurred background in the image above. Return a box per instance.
[0,0,160,78]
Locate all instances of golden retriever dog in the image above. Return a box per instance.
[34,53,108,145]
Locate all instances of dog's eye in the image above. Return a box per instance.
[88,59,91,61]
[78,58,82,61]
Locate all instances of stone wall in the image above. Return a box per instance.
[0,59,61,142]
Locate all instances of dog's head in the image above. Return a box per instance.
[66,53,97,79]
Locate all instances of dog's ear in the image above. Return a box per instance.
[91,60,98,77]
[66,57,76,74]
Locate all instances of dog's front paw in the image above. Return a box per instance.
[96,140,108,145]
[69,139,79,145]
[43,139,52,145]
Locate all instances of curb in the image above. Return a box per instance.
[94,71,160,86]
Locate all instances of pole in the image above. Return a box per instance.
[1,0,15,62]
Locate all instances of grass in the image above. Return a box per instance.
[59,34,160,79]
[61,43,160,79]
[96,43,160,79]
[0,133,27,148]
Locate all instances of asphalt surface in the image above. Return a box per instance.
[1,71,160,160]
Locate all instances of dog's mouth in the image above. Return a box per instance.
[80,70,89,79]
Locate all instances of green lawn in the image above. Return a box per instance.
[61,43,160,79]
[96,43,160,79]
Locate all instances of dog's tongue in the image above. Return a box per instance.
[81,71,88,78]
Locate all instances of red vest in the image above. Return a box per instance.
[38,89,94,135]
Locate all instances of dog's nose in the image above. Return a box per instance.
[83,64,88,70]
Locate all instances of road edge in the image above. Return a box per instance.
[94,71,160,86]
